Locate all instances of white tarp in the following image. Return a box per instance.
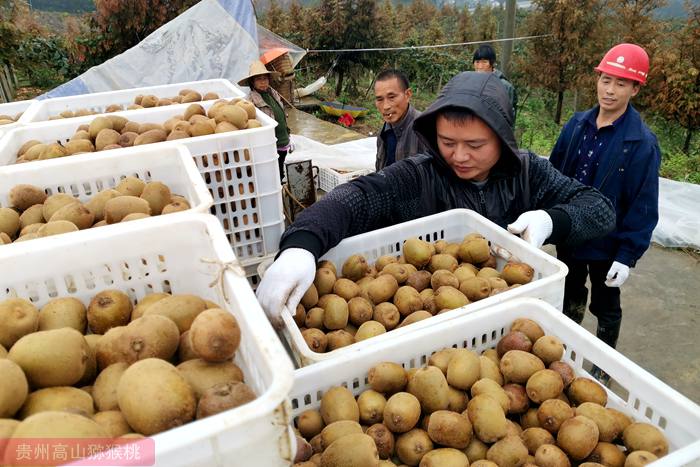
[291,135,700,251]
[40,0,305,99]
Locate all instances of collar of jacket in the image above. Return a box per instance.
[249,88,283,108]
[573,104,644,142]
[381,105,419,137]
[413,72,520,179]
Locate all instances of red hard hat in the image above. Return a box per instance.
[594,43,649,84]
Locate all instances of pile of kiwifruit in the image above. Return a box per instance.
[0,111,22,126]
[292,318,669,467]
[295,235,535,354]
[0,291,254,462]
[0,179,190,245]
[14,99,261,163]
[47,88,225,120]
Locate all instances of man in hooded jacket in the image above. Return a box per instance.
[256,72,616,323]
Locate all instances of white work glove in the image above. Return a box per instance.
[507,210,553,249]
[256,248,316,328]
[605,261,630,287]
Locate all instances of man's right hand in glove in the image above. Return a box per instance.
[256,248,316,327]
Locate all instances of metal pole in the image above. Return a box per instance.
[502,0,516,76]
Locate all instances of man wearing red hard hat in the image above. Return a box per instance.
[550,43,661,381]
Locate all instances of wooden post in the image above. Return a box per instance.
[502,0,516,77]
[0,62,16,103]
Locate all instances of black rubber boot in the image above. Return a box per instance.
[563,299,587,325]
[591,320,622,386]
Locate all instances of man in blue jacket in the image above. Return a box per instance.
[550,44,661,358]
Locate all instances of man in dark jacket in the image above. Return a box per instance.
[550,43,660,355]
[374,69,429,171]
[257,72,615,323]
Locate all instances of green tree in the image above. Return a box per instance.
[260,0,286,34]
[472,3,498,41]
[520,0,604,123]
[456,7,474,43]
[650,2,700,153]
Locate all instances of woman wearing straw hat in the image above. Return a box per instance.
[238,60,291,181]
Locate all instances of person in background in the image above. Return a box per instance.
[473,44,518,123]
[374,69,429,171]
[239,60,290,181]
[549,44,660,381]
[256,71,616,327]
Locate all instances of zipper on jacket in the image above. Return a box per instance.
[478,189,487,215]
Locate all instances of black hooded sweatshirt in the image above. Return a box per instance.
[279,72,615,260]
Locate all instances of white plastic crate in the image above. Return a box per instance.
[19,79,243,123]
[0,144,212,220]
[278,208,568,367]
[0,99,36,138]
[0,213,295,467]
[291,297,700,466]
[0,100,285,262]
[318,166,373,192]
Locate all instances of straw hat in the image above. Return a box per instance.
[237,60,280,86]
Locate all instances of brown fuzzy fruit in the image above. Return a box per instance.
[189,308,241,362]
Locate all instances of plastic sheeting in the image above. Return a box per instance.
[257,25,306,69]
[652,178,700,250]
[287,135,376,171]
[40,0,306,100]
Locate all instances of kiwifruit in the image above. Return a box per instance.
[322,295,349,330]
[532,335,564,365]
[521,427,555,455]
[486,435,529,467]
[403,237,432,268]
[537,398,575,434]
[503,383,529,414]
[355,321,386,341]
[119,314,180,364]
[459,277,491,301]
[326,329,355,350]
[510,318,545,342]
[458,238,490,264]
[114,175,145,195]
[404,270,431,292]
[391,286,422,317]
[49,202,94,229]
[181,91,202,103]
[428,253,457,273]
[18,139,42,156]
[446,386,469,413]
[497,331,532,357]
[0,359,28,417]
[196,381,256,419]
[38,297,86,332]
[624,450,658,467]
[465,437,489,463]
[320,386,359,424]
[420,448,469,467]
[9,184,47,212]
[557,416,599,460]
[332,278,359,301]
[347,296,373,327]
[383,392,421,433]
[10,410,108,441]
[476,267,500,279]
[374,255,398,271]
[433,286,469,311]
[0,231,13,243]
[622,422,669,457]
[502,262,535,285]
[9,327,89,388]
[321,433,379,466]
[36,220,79,238]
[297,408,325,439]
[608,408,633,435]
[88,116,114,139]
[176,358,243,400]
[500,350,545,383]
[428,348,458,374]
[534,443,571,467]
[367,423,395,459]
[586,442,625,467]
[526,369,564,403]
[357,389,387,425]
[0,207,20,238]
[93,410,132,437]
[426,410,473,448]
[161,200,190,214]
[0,297,39,349]
[368,362,407,394]
[446,348,480,390]
[365,274,398,305]
[92,362,129,411]
[567,377,608,406]
[302,328,327,353]
[133,129,167,145]
[549,361,575,388]
[118,358,196,435]
[41,193,78,222]
[380,262,412,284]
[407,366,450,414]
[188,308,240,362]
[431,269,459,289]
[234,99,256,119]
[143,294,207,333]
[19,386,94,419]
[420,288,437,315]
[120,212,150,222]
[130,292,169,321]
[319,419,363,451]
[19,205,45,229]
[341,254,370,281]
[94,128,120,151]
[480,355,504,385]
[396,428,433,466]
[575,402,620,442]
[521,408,542,429]
[87,289,132,334]
[18,222,43,237]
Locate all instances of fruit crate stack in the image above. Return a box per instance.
[290,298,700,466]
[0,213,295,467]
[278,209,568,367]
[318,166,373,193]
[0,99,35,139]
[0,93,285,289]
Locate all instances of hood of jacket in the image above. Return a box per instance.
[413,71,519,179]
